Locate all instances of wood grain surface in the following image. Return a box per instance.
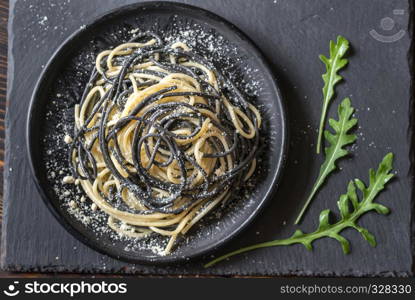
[0,0,15,277]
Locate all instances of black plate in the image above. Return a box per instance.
[26,1,287,264]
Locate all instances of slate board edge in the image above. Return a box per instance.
[409,0,415,276]
[0,0,16,271]
[1,0,414,277]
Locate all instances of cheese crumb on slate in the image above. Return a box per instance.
[62,175,75,184]
[64,135,73,144]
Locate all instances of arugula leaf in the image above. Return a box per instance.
[316,35,350,154]
[204,153,394,268]
[294,97,357,224]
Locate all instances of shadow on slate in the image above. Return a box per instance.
[1,0,413,276]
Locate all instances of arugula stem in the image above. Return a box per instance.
[316,101,329,154]
[294,187,319,225]
[316,57,339,154]
[204,239,296,268]
[316,56,339,153]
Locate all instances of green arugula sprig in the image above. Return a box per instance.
[316,36,349,154]
[205,153,394,268]
[294,98,357,224]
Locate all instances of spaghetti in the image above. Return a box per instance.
[68,31,262,254]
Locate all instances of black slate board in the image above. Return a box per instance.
[1,0,413,276]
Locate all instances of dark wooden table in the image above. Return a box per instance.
[0,0,13,277]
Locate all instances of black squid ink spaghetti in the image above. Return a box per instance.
[66,31,262,254]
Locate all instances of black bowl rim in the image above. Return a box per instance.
[26,0,288,265]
